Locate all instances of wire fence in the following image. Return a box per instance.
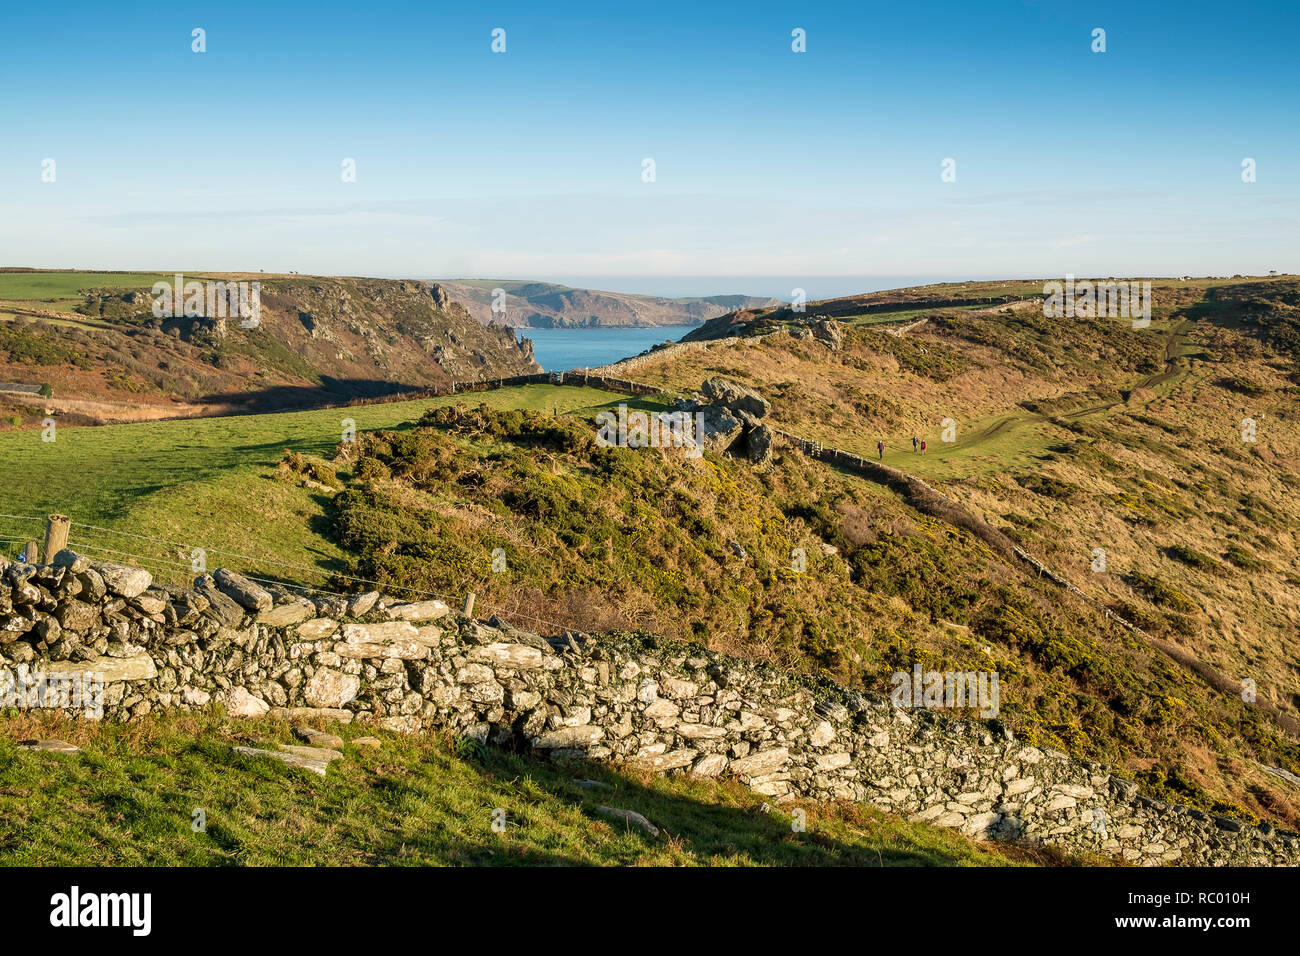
[0,511,574,635]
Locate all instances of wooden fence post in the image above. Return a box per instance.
[43,514,70,563]
[462,591,476,619]
[21,541,38,563]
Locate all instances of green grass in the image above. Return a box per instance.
[841,304,984,327]
[0,710,1049,866]
[810,316,1195,483]
[0,271,176,302]
[0,384,633,585]
[880,415,1067,482]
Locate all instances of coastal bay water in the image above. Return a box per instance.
[521,325,695,372]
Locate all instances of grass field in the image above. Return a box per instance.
[0,384,635,587]
[0,271,176,302]
[0,710,1059,866]
[841,304,985,327]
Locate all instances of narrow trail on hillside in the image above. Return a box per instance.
[883,299,1039,339]
[772,309,1300,739]
[929,316,1193,456]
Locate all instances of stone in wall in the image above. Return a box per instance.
[1,551,1297,867]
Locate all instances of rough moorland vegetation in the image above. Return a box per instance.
[307,399,1300,829]
[5,272,1296,858]
[606,280,1300,744]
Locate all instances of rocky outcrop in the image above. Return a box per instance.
[2,551,1297,866]
[677,378,774,463]
[700,378,771,419]
[744,423,774,465]
[810,317,843,351]
[695,405,745,454]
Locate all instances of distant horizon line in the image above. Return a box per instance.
[2,266,1291,304]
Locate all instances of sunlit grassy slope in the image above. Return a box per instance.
[554,278,1300,828]
[0,384,634,586]
[0,711,1062,867]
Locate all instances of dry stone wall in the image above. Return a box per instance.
[2,551,1297,867]
[589,336,745,376]
[346,371,662,409]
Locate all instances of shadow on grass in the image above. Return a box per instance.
[195,378,430,415]
[0,712,1034,867]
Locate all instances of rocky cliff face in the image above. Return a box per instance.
[45,275,540,415]
[255,278,538,383]
[4,549,1296,866]
[438,280,782,329]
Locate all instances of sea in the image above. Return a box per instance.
[458,274,972,371]
[522,325,696,372]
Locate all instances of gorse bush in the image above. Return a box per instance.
[420,403,597,454]
[1124,572,1198,613]
[0,324,91,368]
[1162,544,1222,574]
[277,450,341,489]
[1223,544,1269,572]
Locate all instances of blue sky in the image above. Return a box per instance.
[1,0,1297,296]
